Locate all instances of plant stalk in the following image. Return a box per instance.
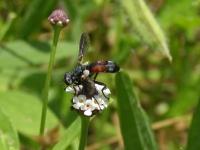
[39,26,61,135]
[78,116,90,150]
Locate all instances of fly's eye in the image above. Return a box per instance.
[64,73,73,85]
[67,77,73,84]
[67,78,71,82]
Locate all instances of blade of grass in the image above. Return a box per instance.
[186,97,200,150]
[0,108,20,150]
[115,72,157,150]
[121,0,172,61]
[52,118,81,150]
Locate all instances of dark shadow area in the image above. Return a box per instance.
[19,72,46,96]
[27,41,50,53]
[0,44,35,66]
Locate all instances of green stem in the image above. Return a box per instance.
[39,26,61,135]
[0,12,16,41]
[78,116,90,150]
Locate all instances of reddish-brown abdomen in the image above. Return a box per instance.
[90,65,107,72]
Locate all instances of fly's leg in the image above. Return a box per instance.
[93,73,98,80]
[72,86,78,95]
[93,96,103,111]
[94,81,109,100]
[76,84,83,95]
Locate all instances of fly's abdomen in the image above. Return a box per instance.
[87,61,120,73]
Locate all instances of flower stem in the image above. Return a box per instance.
[39,26,61,135]
[78,116,90,150]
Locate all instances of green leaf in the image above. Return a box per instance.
[19,0,57,38]
[121,0,172,61]
[53,118,81,150]
[0,41,77,69]
[0,90,60,136]
[0,108,20,150]
[186,98,200,150]
[115,72,157,150]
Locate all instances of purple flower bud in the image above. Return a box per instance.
[48,9,70,27]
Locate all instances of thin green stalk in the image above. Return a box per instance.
[0,12,16,41]
[78,116,90,150]
[39,26,61,135]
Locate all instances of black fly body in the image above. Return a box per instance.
[64,33,120,115]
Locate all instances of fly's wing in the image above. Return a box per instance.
[78,33,90,64]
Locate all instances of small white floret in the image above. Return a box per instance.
[65,85,83,94]
[80,99,95,111]
[95,84,111,97]
[84,109,92,116]
[65,86,74,93]
[66,18,70,23]
[72,95,86,109]
[94,95,108,109]
[50,18,55,23]
[102,88,111,97]
[57,21,63,26]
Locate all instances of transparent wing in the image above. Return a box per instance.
[78,32,90,64]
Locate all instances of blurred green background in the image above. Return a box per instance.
[0,0,200,150]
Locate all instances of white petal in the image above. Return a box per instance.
[65,86,75,93]
[101,95,109,103]
[85,99,93,104]
[94,104,100,110]
[97,95,109,108]
[80,105,86,111]
[102,103,108,108]
[94,95,103,103]
[92,97,105,110]
[95,84,111,97]
[78,95,86,101]
[95,84,104,91]
[84,110,92,116]
[80,99,95,111]
[101,100,108,108]
[65,85,83,94]
[87,100,96,110]
[73,103,80,109]
[99,104,105,110]
[74,85,83,93]
[72,96,79,103]
[103,88,111,96]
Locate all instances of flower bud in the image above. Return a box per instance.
[48,9,70,27]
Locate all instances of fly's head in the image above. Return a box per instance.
[64,66,85,85]
[64,72,74,85]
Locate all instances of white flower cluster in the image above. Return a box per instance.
[65,84,111,116]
